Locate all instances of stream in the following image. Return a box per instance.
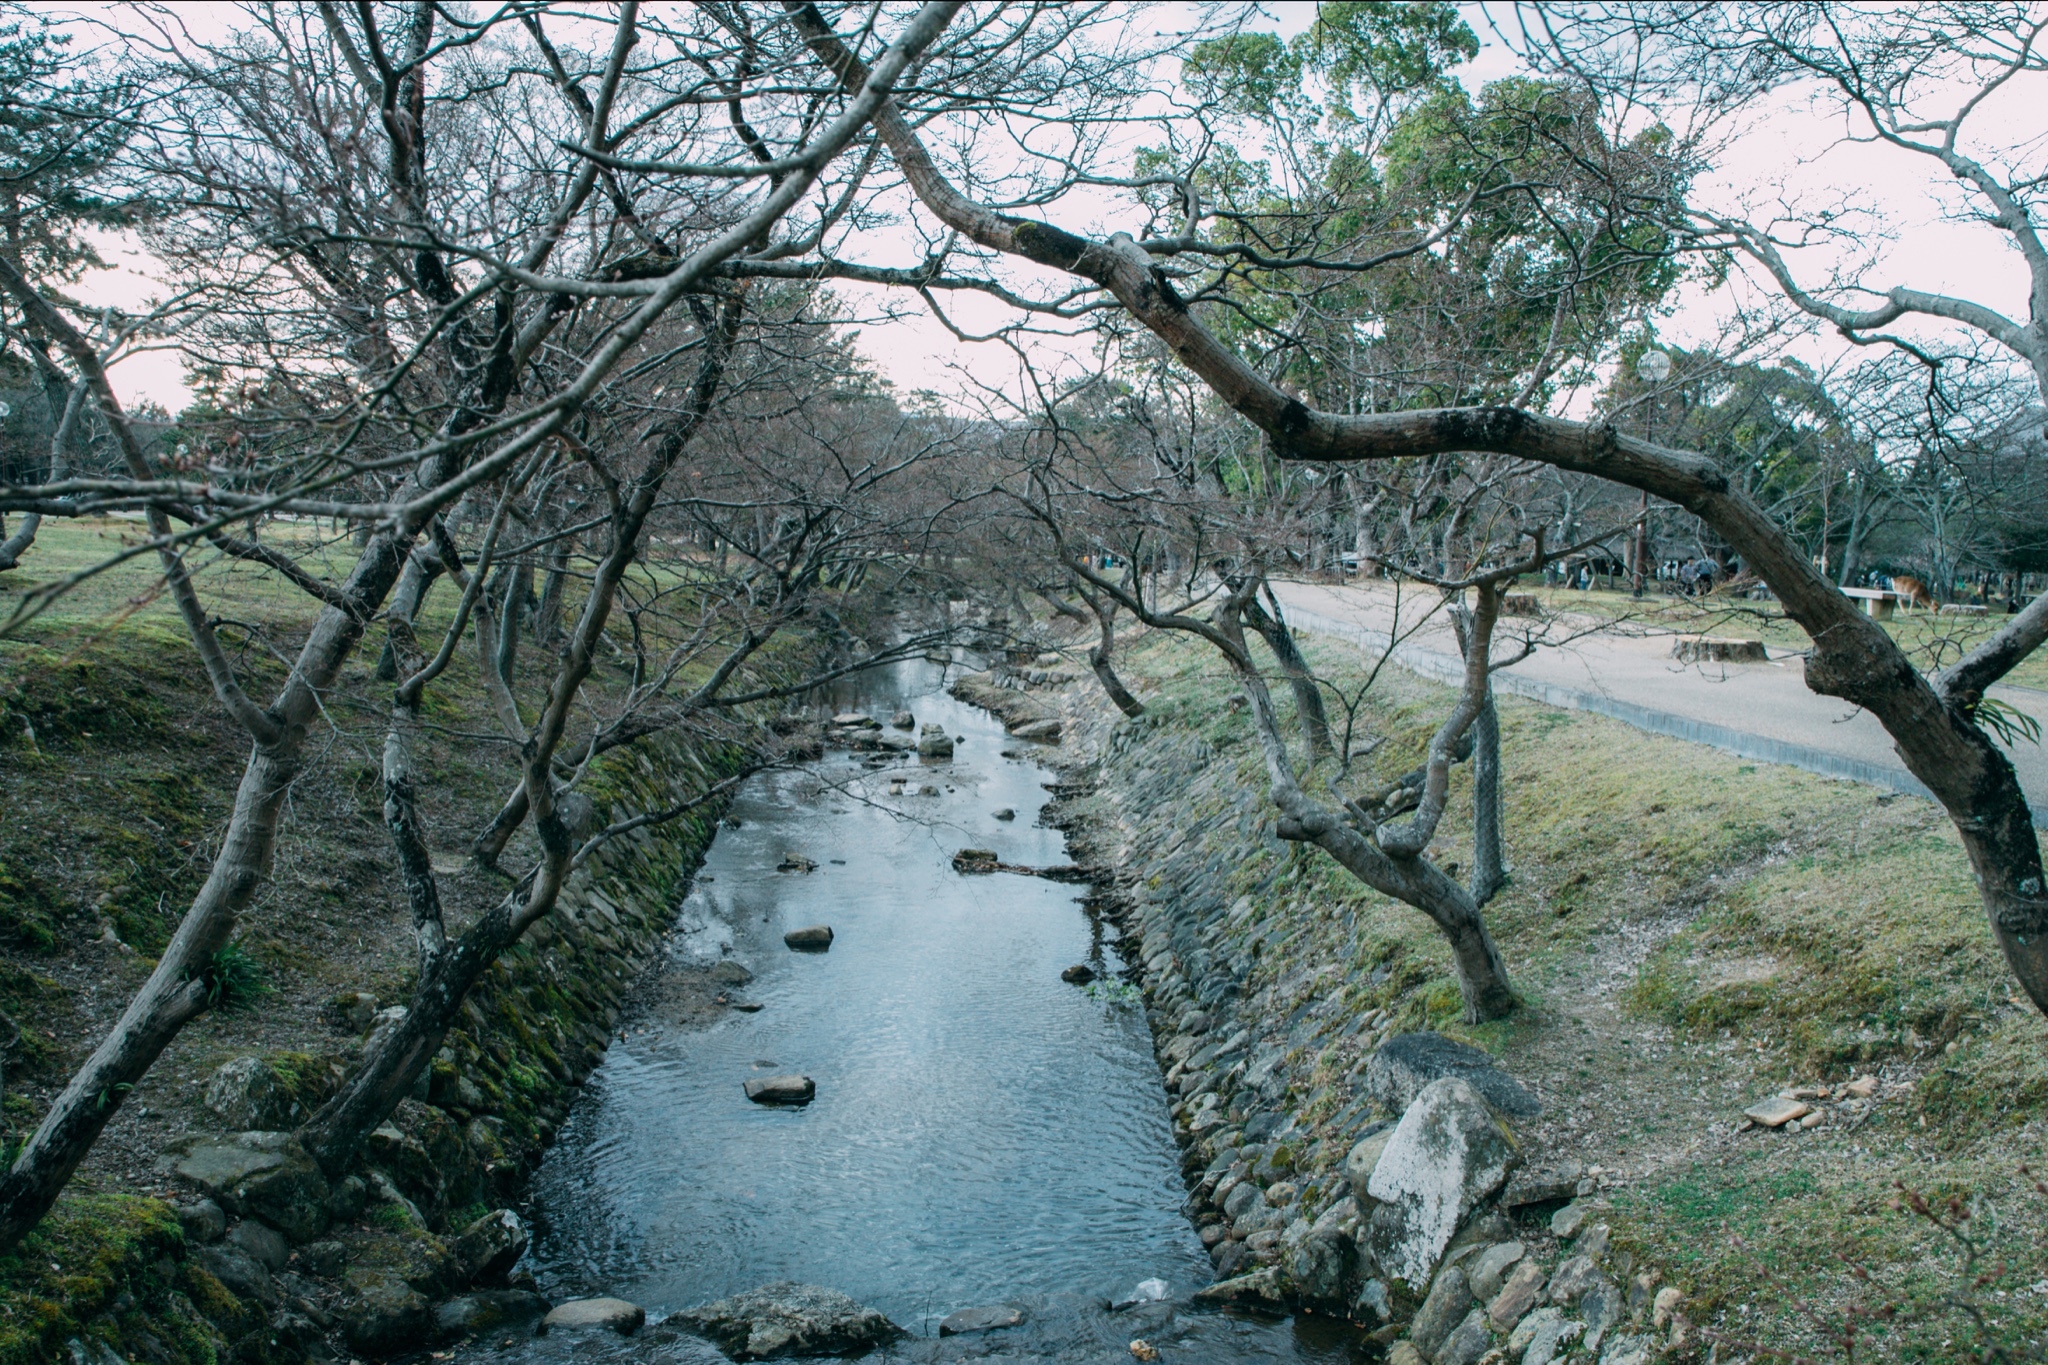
[464,662,1373,1363]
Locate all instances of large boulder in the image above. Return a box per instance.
[917,724,955,758]
[1279,1208,1352,1309]
[173,1134,331,1242]
[1364,1079,1518,1288]
[203,1057,291,1130]
[1366,1033,1541,1118]
[436,1290,548,1341]
[1191,1267,1289,1312]
[224,1218,287,1271]
[937,1304,1025,1336]
[675,1282,902,1360]
[365,1098,485,1216]
[455,1208,529,1285]
[190,1243,279,1307]
[339,1268,434,1356]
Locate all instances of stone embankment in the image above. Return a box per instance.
[956,658,1694,1364]
[74,734,749,1364]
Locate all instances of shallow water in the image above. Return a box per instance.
[463,664,1373,1363]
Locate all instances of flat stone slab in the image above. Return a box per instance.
[543,1297,644,1335]
[1367,1032,1542,1118]
[744,1074,816,1106]
[1743,1096,1812,1127]
[938,1304,1025,1335]
[174,1143,286,1198]
[676,1281,902,1360]
[783,925,833,951]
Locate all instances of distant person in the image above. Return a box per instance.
[1693,558,1717,595]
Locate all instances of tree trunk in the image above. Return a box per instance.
[0,540,407,1251]
[1081,585,1144,717]
[1273,779,1516,1021]
[493,558,531,685]
[1090,650,1145,717]
[1838,492,1866,585]
[1470,696,1504,905]
[1244,591,1333,758]
[1225,606,1514,1021]
[376,552,444,681]
[0,376,85,572]
[299,900,516,1176]
[533,539,569,649]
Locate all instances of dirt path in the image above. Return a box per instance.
[1272,579,2048,820]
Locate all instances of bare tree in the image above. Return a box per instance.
[0,0,961,1254]
[781,0,2048,1020]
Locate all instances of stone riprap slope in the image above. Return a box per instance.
[1,711,748,1365]
[1036,682,1688,1363]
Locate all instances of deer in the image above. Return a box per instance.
[1889,574,1936,612]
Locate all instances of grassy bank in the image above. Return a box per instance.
[0,519,803,1362]
[1087,625,2048,1361]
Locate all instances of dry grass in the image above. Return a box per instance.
[1110,625,2048,1361]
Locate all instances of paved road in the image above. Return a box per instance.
[1270,580,2048,824]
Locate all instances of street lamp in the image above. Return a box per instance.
[1632,349,1670,597]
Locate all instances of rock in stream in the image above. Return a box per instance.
[674,1281,902,1360]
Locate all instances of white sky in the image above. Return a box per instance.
[67,1,2044,417]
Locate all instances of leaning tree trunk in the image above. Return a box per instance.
[1245,591,1333,758]
[1082,586,1144,717]
[796,19,2048,1018]
[1090,646,1145,718]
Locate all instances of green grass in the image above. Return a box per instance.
[0,514,820,1356]
[1106,623,2048,1360]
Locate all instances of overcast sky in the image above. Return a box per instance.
[65,1,2042,417]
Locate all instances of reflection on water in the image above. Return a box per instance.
[462,661,1374,1362]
